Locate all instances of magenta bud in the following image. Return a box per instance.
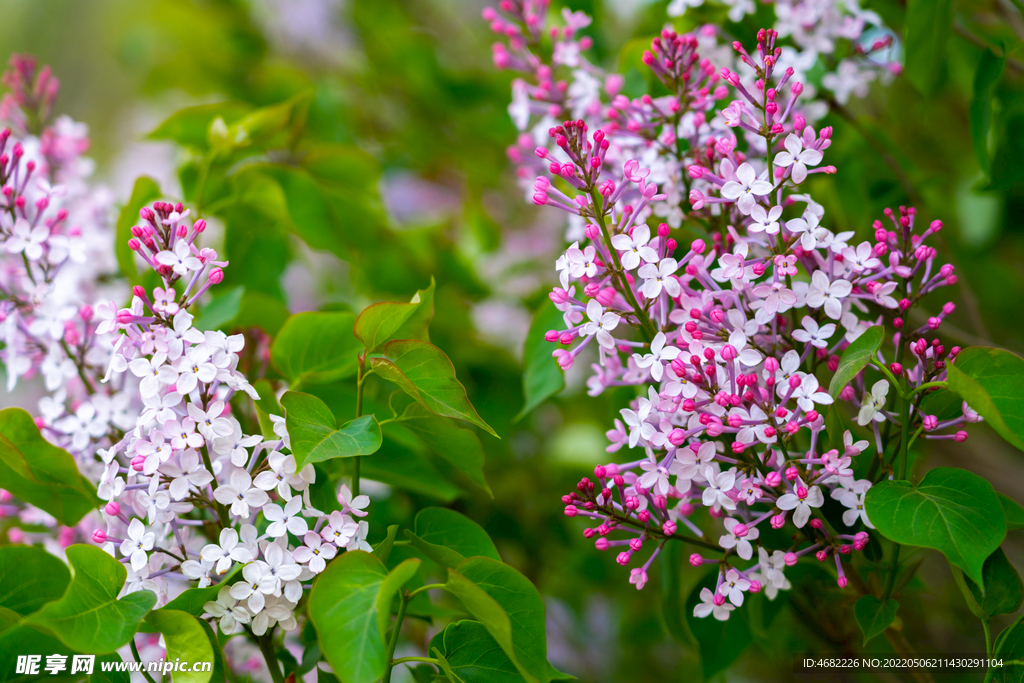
[595,537,610,550]
[92,530,107,543]
[689,553,703,567]
[104,502,120,516]
[837,577,848,588]
[193,219,207,233]
[564,505,578,517]
[208,268,224,284]
[128,238,141,251]
[784,552,798,566]
[749,580,762,593]
[809,518,823,530]
[691,239,706,254]
[544,330,560,343]
[890,362,903,375]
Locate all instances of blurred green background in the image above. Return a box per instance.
[2,0,1023,680]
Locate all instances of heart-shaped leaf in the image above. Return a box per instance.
[26,545,156,653]
[416,508,501,562]
[947,347,1024,452]
[354,278,435,352]
[446,557,550,683]
[966,548,1024,618]
[853,596,898,645]
[0,545,71,617]
[309,551,388,683]
[282,392,381,468]
[271,312,362,389]
[393,400,491,495]
[431,620,526,683]
[829,325,884,397]
[0,408,99,526]
[864,467,1005,587]
[370,340,497,437]
[145,610,215,683]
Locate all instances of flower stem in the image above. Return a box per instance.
[587,187,657,343]
[130,639,158,683]
[354,354,366,497]
[257,633,285,683]
[382,591,411,683]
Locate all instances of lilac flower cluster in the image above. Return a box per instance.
[0,56,373,640]
[486,7,979,619]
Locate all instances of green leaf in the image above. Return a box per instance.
[415,508,500,562]
[393,402,491,495]
[376,558,421,643]
[354,278,436,352]
[903,0,952,96]
[447,557,550,683]
[372,525,400,564]
[281,392,381,468]
[145,610,215,683]
[853,596,898,645]
[115,176,161,285]
[1001,493,1024,531]
[435,620,526,683]
[0,545,71,616]
[684,572,752,680]
[432,647,466,683]
[26,545,156,654]
[0,408,99,526]
[864,467,1006,587]
[271,312,362,388]
[309,550,389,683]
[370,340,497,437]
[969,48,1006,175]
[829,325,884,398]
[967,548,1024,618]
[361,437,461,502]
[947,347,1024,451]
[516,301,565,421]
[148,101,253,150]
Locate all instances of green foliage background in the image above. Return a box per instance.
[1,0,1023,679]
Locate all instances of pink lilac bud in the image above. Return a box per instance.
[809,519,823,530]
[890,362,903,375]
[784,552,798,566]
[595,537,610,550]
[733,523,749,538]
[749,580,762,593]
[104,502,120,516]
[689,553,703,567]
[766,471,782,487]
[955,431,968,442]
[786,466,799,481]
[616,552,631,565]
[92,530,107,543]
[816,550,828,561]
[637,510,651,523]
[663,520,677,536]
[839,385,856,401]
[691,239,706,254]
[713,593,726,606]
[564,505,578,517]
